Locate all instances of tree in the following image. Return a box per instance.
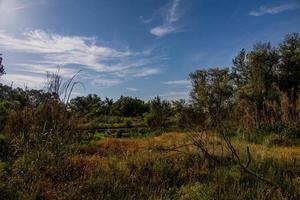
[172,99,204,128]
[70,94,102,116]
[190,68,233,126]
[232,49,248,87]
[278,33,300,119]
[144,96,171,128]
[0,53,5,77]
[112,96,148,117]
[232,43,280,126]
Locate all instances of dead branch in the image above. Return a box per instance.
[188,133,222,164]
[215,116,279,188]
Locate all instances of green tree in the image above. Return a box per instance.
[233,43,280,126]
[190,68,233,125]
[70,94,102,116]
[172,99,203,128]
[232,49,249,87]
[112,96,148,117]
[144,96,171,128]
[278,33,300,119]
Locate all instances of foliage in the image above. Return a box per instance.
[190,68,233,126]
[0,53,5,77]
[144,96,172,128]
[278,33,300,120]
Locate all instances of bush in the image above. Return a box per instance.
[144,112,167,128]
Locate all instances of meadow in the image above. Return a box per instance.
[1,33,300,199]
[1,127,300,199]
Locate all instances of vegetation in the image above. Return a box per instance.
[0,33,300,199]
[0,54,5,77]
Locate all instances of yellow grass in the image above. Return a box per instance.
[76,132,300,174]
[95,132,296,153]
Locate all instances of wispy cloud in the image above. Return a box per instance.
[133,68,160,77]
[249,3,300,16]
[0,29,161,87]
[15,63,79,78]
[91,78,122,87]
[163,80,190,85]
[140,16,154,24]
[0,0,46,13]
[126,87,139,92]
[1,73,46,88]
[150,0,182,37]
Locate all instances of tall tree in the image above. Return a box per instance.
[278,33,300,119]
[232,43,280,126]
[232,49,249,87]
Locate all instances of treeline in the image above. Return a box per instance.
[0,33,300,134]
[0,83,201,129]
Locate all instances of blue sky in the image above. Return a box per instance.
[0,0,300,100]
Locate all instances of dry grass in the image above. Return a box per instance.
[82,132,300,165]
[3,131,299,199]
[80,132,300,171]
[242,143,300,160]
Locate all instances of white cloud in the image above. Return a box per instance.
[15,63,79,78]
[150,0,182,37]
[134,68,160,77]
[167,0,181,22]
[0,29,161,89]
[0,30,132,73]
[114,67,160,78]
[126,87,139,92]
[1,73,45,89]
[91,78,122,87]
[150,26,176,37]
[140,16,154,24]
[163,80,190,85]
[0,0,45,13]
[249,3,300,16]
[0,65,83,89]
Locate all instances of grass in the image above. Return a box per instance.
[76,132,300,199]
[1,131,300,199]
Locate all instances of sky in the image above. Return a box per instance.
[0,0,300,100]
